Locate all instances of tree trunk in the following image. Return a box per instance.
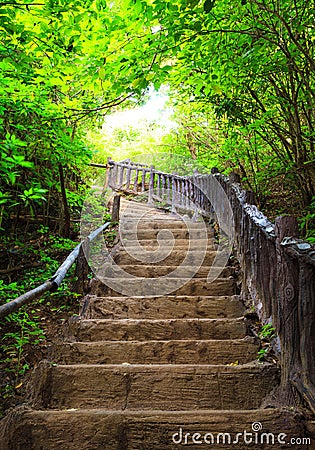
[58,163,71,238]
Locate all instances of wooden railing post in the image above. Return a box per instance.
[73,237,90,295]
[111,194,121,222]
[133,168,139,193]
[126,165,132,191]
[275,216,300,404]
[184,178,189,210]
[293,258,315,413]
[179,179,184,208]
[118,165,124,189]
[148,165,155,205]
[192,169,199,220]
[112,163,118,189]
[141,169,146,193]
[161,174,166,201]
[156,174,161,200]
[167,176,171,204]
[171,174,177,214]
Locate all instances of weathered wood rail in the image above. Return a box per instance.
[0,222,111,319]
[107,158,315,414]
[107,157,213,218]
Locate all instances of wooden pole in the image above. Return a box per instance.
[148,166,155,204]
[141,169,146,193]
[112,194,121,222]
[126,166,131,190]
[275,216,300,405]
[167,176,171,204]
[133,169,139,193]
[73,238,90,295]
[118,165,124,189]
[171,175,177,214]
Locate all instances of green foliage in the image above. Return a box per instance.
[1,310,45,377]
[299,197,315,244]
[257,348,269,362]
[0,232,79,383]
[257,323,276,362]
[0,0,153,230]
[258,323,276,341]
[135,0,315,208]
[1,0,314,224]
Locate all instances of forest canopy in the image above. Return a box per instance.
[1,0,315,235]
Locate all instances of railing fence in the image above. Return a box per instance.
[107,157,315,414]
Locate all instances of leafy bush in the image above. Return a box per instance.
[0,231,82,415]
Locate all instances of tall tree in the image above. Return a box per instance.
[136,0,315,206]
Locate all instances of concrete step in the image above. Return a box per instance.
[81,295,245,320]
[100,278,236,297]
[31,362,279,410]
[66,317,247,342]
[113,264,234,278]
[119,228,214,240]
[119,238,216,250]
[50,338,258,365]
[102,265,234,279]
[121,219,210,231]
[114,249,222,266]
[2,408,306,450]
[120,211,178,220]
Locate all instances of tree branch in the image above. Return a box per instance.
[0,2,45,5]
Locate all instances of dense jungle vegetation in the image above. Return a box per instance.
[0,0,315,414]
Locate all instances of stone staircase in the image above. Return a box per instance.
[1,199,306,449]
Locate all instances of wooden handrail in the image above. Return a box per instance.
[107,159,212,217]
[0,222,111,319]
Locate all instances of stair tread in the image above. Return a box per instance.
[1,407,305,450]
[31,362,279,411]
[46,362,274,369]
[82,294,244,319]
[114,265,234,277]
[4,199,302,450]
[51,338,258,365]
[10,407,299,415]
[54,337,255,345]
[76,317,245,323]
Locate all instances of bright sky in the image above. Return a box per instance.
[102,89,176,132]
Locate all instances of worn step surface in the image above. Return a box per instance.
[50,338,258,365]
[31,362,279,410]
[114,249,221,265]
[66,317,247,341]
[119,228,214,240]
[100,277,236,297]
[120,219,211,230]
[1,198,308,450]
[113,264,234,278]
[81,295,245,319]
[119,239,217,251]
[2,408,306,450]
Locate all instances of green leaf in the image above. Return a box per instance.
[203,0,215,13]
[6,172,16,185]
